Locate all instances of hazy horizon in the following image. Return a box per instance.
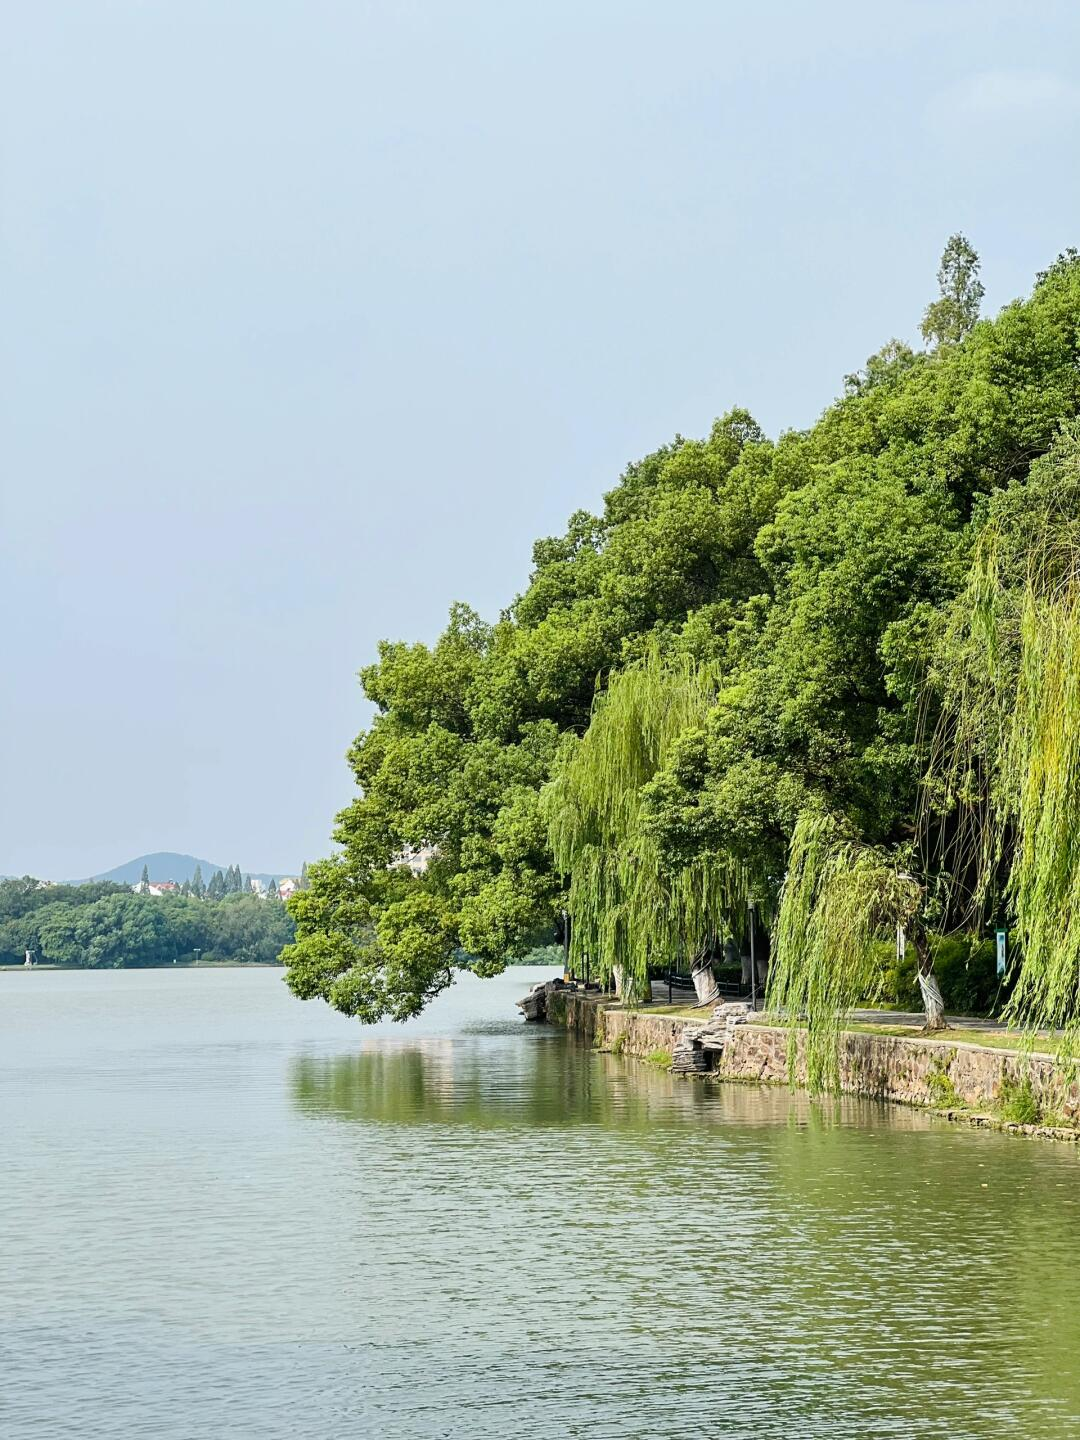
[5,1,1080,879]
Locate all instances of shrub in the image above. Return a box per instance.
[934,937,998,1015]
[879,938,919,1010]
[999,1072,1042,1125]
[880,933,1005,1016]
[926,1054,961,1108]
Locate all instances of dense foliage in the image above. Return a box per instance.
[286,240,1080,1038]
[544,648,746,1004]
[920,427,1080,1044]
[767,811,923,1091]
[0,878,294,968]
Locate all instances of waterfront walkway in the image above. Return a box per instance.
[848,1008,1007,1032]
[645,980,1011,1034]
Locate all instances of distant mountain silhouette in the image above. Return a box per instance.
[89,852,290,886]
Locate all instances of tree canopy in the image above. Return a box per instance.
[285,241,1080,1045]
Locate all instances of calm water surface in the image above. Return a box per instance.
[2,966,1080,1439]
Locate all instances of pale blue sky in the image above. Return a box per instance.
[4,1,1080,878]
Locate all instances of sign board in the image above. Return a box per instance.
[995,928,1007,977]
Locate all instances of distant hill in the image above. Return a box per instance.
[91,853,225,885]
[88,853,293,886]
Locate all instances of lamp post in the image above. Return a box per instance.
[193,947,201,967]
[748,900,757,1011]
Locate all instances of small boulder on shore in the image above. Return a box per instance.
[517,978,564,1022]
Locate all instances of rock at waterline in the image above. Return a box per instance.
[517,979,564,1022]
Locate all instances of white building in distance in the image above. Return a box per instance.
[391,844,437,877]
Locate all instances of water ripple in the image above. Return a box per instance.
[2,967,1078,1439]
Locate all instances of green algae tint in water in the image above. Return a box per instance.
[2,967,1079,1440]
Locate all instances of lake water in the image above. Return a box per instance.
[2,966,1080,1439]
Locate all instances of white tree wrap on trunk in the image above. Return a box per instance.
[917,969,946,1030]
[690,951,720,1006]
[613,962,653,1006]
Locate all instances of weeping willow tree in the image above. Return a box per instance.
[766,435,1080,1091]
[768,811,924,1092]
[923,460,1080,1049]
[543,649,749,1005]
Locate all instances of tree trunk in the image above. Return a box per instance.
[912,926,947,1030]
[690,948,719,1006]
[917,970,946,1030]
[612,964,650,1006]
[755,926,771,989]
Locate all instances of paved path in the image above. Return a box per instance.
[651,984,1012,1032]
[592,981,1014,1033]
[847,1008,1007,1031]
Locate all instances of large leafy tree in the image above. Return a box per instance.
[286,242,1080,1036]
[284,413,780,1020]
[645,248,1080,910]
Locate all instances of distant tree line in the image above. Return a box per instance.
[0,877,296,968]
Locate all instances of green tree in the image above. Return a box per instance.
[646,251,1080,905]
[0,878,130,963]
[544,648,748,1003]
[285,249,1080,1035]
[920,233,984,348]
[191,865,205,899]
[284,414,781,1021]
[140,863,150,888]
[36,894,178,968]
[204,893,294,964]
[919,425,1080,1046]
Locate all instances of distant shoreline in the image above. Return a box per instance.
[0,962,287,973]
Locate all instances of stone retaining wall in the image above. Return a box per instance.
[544,986,1080,1126]
[718,1024,1080,1122]
[545,988,682,1056]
